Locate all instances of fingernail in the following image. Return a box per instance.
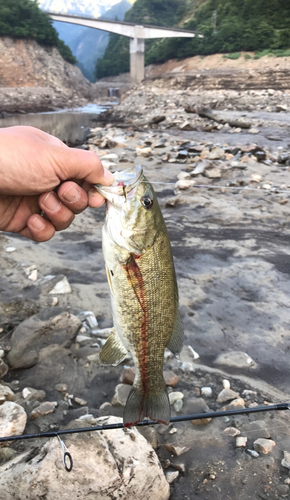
[30,215,45,231]
[88,189,106,208]
[43,193,61,212]
[103,168,114,185]
[62,185,80,203]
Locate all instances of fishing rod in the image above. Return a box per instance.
[1,403,289,472]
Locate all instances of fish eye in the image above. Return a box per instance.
[141,195,154,209]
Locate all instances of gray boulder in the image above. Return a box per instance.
[0,416,170,500]
[7,309,81,369]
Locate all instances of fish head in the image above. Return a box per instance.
[95,165,163,255]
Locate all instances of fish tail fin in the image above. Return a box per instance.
[123,384,170,427]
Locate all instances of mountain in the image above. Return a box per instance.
[96,0,187,78]
[38,0,120,18]
[96,0,290,78]
[39,0,134,81]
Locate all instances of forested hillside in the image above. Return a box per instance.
[96,0,290,78]
[0,0,76,63]
[54,0,134,81]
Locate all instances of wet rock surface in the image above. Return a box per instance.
[1,82,290,499]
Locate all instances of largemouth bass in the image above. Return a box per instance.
[95,165,183,426]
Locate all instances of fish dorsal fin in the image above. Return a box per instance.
[166,311,184,354]
[100,327,128,366]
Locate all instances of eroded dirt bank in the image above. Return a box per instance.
[0,37,97,115]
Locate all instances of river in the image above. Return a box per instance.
[0,103,112,145]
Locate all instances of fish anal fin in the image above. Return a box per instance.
[166,311,184,354]
[123,385,170,427]
[99,328,128,366]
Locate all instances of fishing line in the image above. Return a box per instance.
[0,403,289,472]
[150,181,290,195]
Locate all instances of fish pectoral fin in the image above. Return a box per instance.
[99,328,128,366]
[105,265,114,296]
[166,311,184,354]
[123,384,170,427]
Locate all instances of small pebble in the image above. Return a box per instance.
[222,379,230,390]
[174,399,183,412]
[73,396,87,406]
[281,451,290,469]
[55,383,68,393]
[121,367,135,385]
[169,427,178,435]
[48,276,72,295]
[5,247,16,253]
[166,444,190,456]
[30,401,56,419]
[236,436,247,448]
[201,387,212,398]
[76,335,92,344]
[28,269,38,281]
[166,471,179,484]
[253,438,276,455]
[224,427,240,437]
[169,392,184,405]
[99,402,112,410]
[172,462,185,473]
[246,449,259,458]
[225,398,245,410]
[164,371,179,387]
[217,388,239,403]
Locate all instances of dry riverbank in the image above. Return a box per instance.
[1,82,290,499]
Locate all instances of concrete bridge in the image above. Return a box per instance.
[48,13,202,84]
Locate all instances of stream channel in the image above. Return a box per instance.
[0,103,111,145]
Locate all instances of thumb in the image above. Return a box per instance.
[55,147,114,186]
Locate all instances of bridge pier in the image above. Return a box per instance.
[47,14,202,85]
[130,37,145,84]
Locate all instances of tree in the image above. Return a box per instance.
[0,0,76,63]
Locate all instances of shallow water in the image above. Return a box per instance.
[0,103,112,145]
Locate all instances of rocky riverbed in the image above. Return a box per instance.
[1,85,290,499]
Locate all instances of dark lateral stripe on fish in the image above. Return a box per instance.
[124,255,149,420]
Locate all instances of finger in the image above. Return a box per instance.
[53,147,114,186]
[57,181,88,214]
[88,188,106,208]
[22,214,56,242]
[39,191,75,231]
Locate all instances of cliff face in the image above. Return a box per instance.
[0,37,96,114]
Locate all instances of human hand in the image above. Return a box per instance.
[0,126,113,241]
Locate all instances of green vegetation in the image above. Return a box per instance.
[244,53,251,59]
[95,0,187,78]
[96,0,290,79]
[0,0,76,63]
[254,48,290,59]
[223,52,241,60]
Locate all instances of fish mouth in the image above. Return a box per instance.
[94,165,143,200]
